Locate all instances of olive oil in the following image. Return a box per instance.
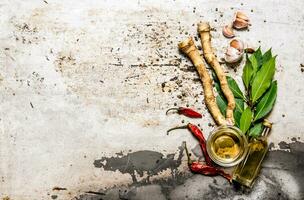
[212,133,241,161]
[232,120,272,188]
[207,126,248,167]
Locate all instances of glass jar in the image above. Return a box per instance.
[206,125,248,167]
[232,120,272,187]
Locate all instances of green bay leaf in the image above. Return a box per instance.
[262,48,272,64]
[242,55,254,89]
[216,95,227,116]
[240,107,253,134]
[227,76,244,99]
[254,81,277,121]
[253,47,263,68]
[253,47,263,66]
[249,123,264,138]
[214,82,222,96]
[234,98,244,128]
[234,110,242,128]
[249,54,258,71]
[235,98,244,112]
[248,54,260,86]
[212,71,219,83]
[251,57,276,103]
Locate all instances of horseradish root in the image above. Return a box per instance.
[197,22,236,125]
[178,37,226,125]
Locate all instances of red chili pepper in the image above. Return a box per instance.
[167,123,212,166]
[190,162,232,182]
[184,142,232,182]
[166,107,202,118]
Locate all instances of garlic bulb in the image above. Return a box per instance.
[225,39,244,63]
[222,25,235,38]
[233,11,249,29]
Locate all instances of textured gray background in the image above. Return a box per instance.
[0,0,303,199]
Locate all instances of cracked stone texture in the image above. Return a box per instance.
[0,0,303,200]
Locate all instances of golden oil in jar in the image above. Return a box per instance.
[207,126,248,167]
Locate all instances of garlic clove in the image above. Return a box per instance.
[222,25,235,38]
[235,11,249,22]
[225,46,243,63]
[233,18,249,29]
[230,39,244,53]
[233,11,250,29]
[225,39,245,63]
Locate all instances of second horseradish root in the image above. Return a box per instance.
[198,22,236,125]
[178,37,226,126]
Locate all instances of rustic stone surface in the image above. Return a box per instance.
[0,0,303,199]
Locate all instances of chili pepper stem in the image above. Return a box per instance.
[167,125,189,135]
[165,107,179,115]
[183,142,193,164]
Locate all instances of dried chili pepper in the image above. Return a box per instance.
[166,107,202,118]
[167,123,212,166]
[184,142,232,182]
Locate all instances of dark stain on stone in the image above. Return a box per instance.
[291,137,297,142]
[76,170,190,200]
[278,141,289,149]
[269,142,275,150]
[264,141,304,198]
[191,143,203,159]
[81,144,188,200]
[76,141,304,200]
[198,171,290,200]
[115,151,124,156]
[93,145,184,183]
[202,182,251,199]
[51,195,58,199]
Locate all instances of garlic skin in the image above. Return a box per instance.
[236,11,249,21]
[233,11,249,29]
[222,25,235,38]
[225,47,243,63]
[230,39,244,52]
[245,47,255,53]
[225,39,244,63]
[233,18,249,29]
